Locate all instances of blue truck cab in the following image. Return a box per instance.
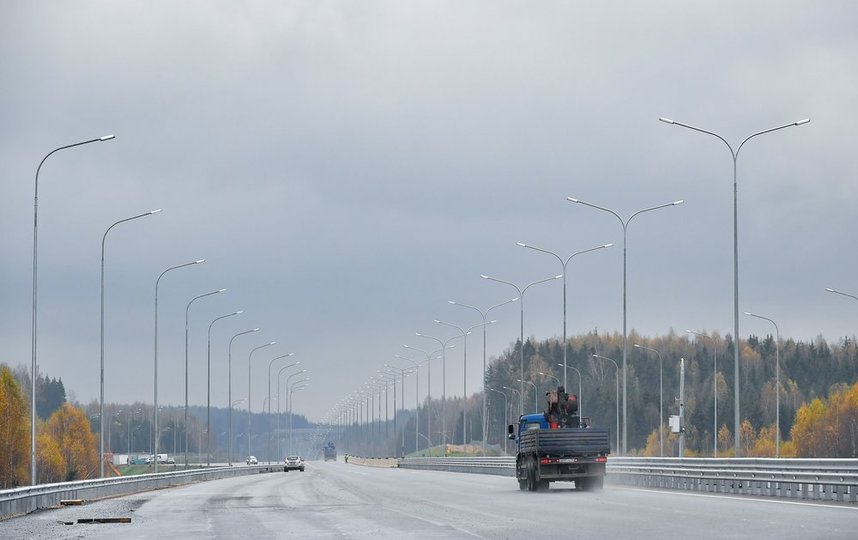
[508,387,610,492]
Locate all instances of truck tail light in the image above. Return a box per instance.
[595,456,608,463]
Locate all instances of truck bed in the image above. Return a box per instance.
[519,427,610,456]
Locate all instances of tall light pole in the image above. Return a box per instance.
[228,328,259,465]
[434,319,495,446]
[660,116,808,456]
[278,367,306,458]
[633,344,664,457]
[745,311,781,457]
[289,379,310,454]
[567,197,683,455]
[268,355,297,464]
[687,330,719,456]
[481,273,562,418]
[394,354,422,453]
[154,259,205,473]
[501,386,521,423]
[247,341,276,459]
[206,310,242,465]
[404,343,451,449]
[31,133,115,485]
[99,208,161,478]
[516,242,612,391]
[592,354,620,453]
[183,288,225,467]
[415,333,462,450]
[449,297,518,455]
[556,364,583,418]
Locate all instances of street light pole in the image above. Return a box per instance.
[99,208,160,478]
[592,354,620,453]
[155,259,205,473]
[228,328,260,465]
[278,367,306,458]
[660,115,808,456]
[394,354,422,453]
[448,297,518,455]
[268,355,297,464]
[745,312,781,457]
[415,333,462,451]
[516,242,612,391]
[289,379,310,454]
[31,133,115,485]
[206,310,242,465]
[434,319,494,446]
[633,344,664,456]
[183,288,225,467]
[481,274,562,418]
[247,341,276,459]
[567,197,683,455]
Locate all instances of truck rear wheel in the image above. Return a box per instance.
[525,459,539,492]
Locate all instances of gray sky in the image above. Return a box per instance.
[2,1,857,422]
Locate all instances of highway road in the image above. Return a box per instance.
[3,462,856,539]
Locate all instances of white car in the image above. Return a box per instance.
[284,455,304,472]
[246,455,258,465]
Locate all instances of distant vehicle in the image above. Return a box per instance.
[284,455,304,472]
[323,442,336,461]
[166,456,176,464]
[246,455,258,465]
[509,386,610,492]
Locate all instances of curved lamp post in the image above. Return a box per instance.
[660,115,808,455]
[592,354,620,453]
[183,288,225,466]
[394,354,423,453]
[516,379,539,413]
[228,328,259,465]
[415,333,462,450]
[745,311,780,457]
[434,319,495,446]
[516,242,612,391]
[449,297,518,454]
[289,379,311,454]
[268,355,297,464]
[206,310,243,465]
[154,259,205,473]
[99,208,161,478]
[481,273,562,418]
[247,341,276,459]
[633,344,664,456]
[568,197,683,456]
[31,133,115,484]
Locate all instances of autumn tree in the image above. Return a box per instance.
[0,365,30,487]
[42,403,98,481]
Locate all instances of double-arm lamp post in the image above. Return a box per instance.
[659,115,808,455]
[567,197,683,455]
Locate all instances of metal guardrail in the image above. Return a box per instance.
[0,465,279,520]
[396,456,858,502]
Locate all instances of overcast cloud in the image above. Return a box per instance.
[2,1,857,421]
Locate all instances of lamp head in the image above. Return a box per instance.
[658,117,675,124]
[795,118,810,125]
[99,134,116,141]
[149,209,163,215]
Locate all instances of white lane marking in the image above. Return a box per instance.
[619,486,858,511]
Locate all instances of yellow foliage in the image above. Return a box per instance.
[0,366,30,488]
[42,403,99,481]
[36,430,66,484]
